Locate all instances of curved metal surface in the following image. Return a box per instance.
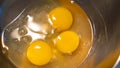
[0,0,120,68]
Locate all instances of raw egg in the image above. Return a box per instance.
[27,40,52,66]
[2,0,93,67]
[55,31,79,54]
[48,7,73,31]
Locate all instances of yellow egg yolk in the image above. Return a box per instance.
[27,41,52,66]
[55,31,79,54]
[48,7,73,31]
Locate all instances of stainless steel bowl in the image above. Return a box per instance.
[0,0,120,68]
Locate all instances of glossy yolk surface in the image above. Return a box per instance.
[27,41,52,66]
[55,31,79,54]
[48,7,73,31]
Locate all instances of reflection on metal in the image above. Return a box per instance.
[113,55,120,68]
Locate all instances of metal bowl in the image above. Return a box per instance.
[0,0,120,68]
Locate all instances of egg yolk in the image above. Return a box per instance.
[27,41,52,66]
[55,31,79,54]
[48,7,73,31]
